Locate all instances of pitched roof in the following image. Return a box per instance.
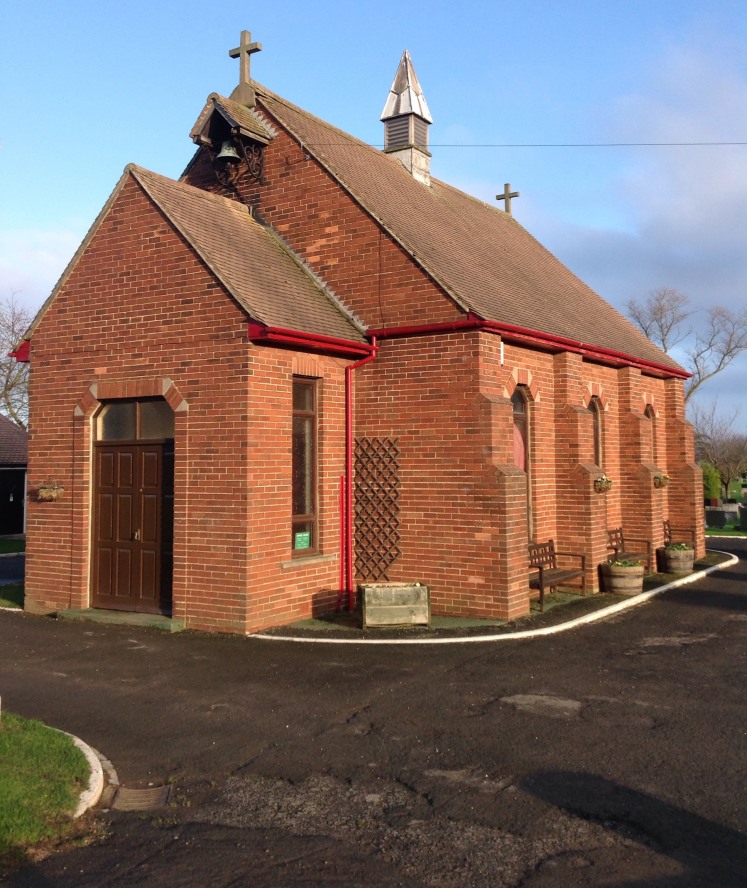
[0,414,27,466]
[254,83,683,374]
[189,93,274,147]
[25,165,365,346]
[130,166,364,341]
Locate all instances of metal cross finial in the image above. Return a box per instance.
[229,30,262,87]
[496,183,520,215]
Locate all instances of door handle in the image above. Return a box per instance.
[133,529,141,541]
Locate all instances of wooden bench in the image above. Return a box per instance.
[663,519,695,545]
[658,520,697,571]
[607,527,653,571]
[528,540,587,612]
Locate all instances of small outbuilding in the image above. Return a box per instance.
[0,414,27,536]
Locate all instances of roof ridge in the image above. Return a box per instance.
[253,83,472,316]
[253,81,378,154]
[129,165,251,214]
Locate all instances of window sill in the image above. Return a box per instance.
[281,553,337,570]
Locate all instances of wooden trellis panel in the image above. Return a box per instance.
[354,437,401,581]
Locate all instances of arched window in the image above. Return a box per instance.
[512,388,529,472]
[512,386,533,538]
[645,404,657,465]
[589,396,603,467]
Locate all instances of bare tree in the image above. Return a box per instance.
[0,292,32,429]
[627,287,693,352]
[690,400,747,499]
[626,287,747,401]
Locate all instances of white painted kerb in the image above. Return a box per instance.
[57,730,105,818]
[251,551,739,646]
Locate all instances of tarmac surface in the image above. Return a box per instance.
[1,539,746,887]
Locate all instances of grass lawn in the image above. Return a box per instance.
[0,539,25,555]
[0,584,23,609]
[0,713,90,874]
[705,526,747,537]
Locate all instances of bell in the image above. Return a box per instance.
[215,140,240,163]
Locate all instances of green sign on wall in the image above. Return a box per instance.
[294,531,311,550]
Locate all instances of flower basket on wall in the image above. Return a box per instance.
[37,480,65,502]
[601,560,644,595]
[654,474,670,489]
[594,475,613,494]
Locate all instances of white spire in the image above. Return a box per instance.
[380,50,433,123]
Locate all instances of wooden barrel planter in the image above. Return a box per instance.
[601,561,644,595]
[662,545,694,575]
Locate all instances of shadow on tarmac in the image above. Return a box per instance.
[522,770,747,887]
[659,585,747,612]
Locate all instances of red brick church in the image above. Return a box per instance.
[16,32,703,633]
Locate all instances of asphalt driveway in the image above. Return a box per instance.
[1,539,746,886]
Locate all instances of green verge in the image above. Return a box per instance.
[705,527,747,537]
[0,539,25,554]
[0,713,89,869]
[0,583,23,609]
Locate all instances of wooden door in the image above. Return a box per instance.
[92,442,173,614]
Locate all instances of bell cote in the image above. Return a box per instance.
[380,50,433,186]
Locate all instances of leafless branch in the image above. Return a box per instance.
[626,287,693,353]
[0,291,32,429]
[685,305,747,400]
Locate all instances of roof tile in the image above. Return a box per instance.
[130,166,365,342]
[255,84,682,373]
[0,414,27,465]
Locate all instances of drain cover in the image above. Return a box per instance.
[111,784,172,811]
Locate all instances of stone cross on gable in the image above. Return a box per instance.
[230,30,262,86]
[496,183,520,215]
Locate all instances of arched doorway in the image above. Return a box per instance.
[91,399,174,614]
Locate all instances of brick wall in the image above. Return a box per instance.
[25,173,348,633]
[183,116,463,331]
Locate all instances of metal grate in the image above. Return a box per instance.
[111,784,173,811]
[354,437,401,581]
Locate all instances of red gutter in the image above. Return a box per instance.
[8,341,30,363]
[344,336,378,610]
[247,322,372,358]
[368,317,690,379]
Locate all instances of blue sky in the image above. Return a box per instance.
[1,0,745,426]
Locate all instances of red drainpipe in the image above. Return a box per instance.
[344,336,378,610]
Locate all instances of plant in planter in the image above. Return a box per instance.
[601,558,644,595]
[36,479,65,502]
[653,473,670,488]
[662,542,694,575]
[594,474,613,493]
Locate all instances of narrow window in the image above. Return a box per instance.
[512,386,533,538]
[292,378,317,554]
[645,404,657,465]
[589,396,603,467]
[512,389,528,472]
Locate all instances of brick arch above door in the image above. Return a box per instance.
[74,378,189,419]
